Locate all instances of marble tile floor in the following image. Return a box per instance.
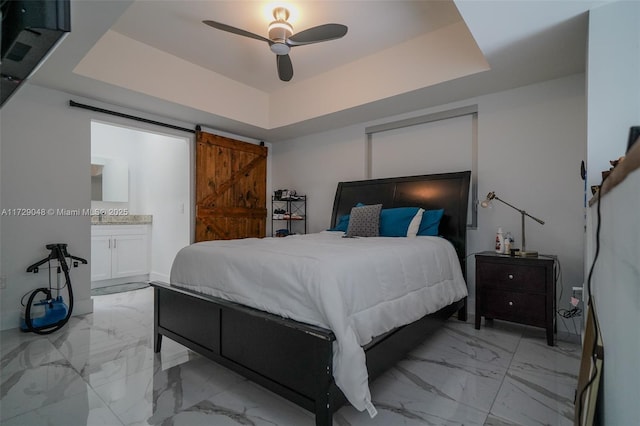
[1,287,582,426]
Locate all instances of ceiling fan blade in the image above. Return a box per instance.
[287,24,348,46]
[276,54,293,82]
[203,20,270,43]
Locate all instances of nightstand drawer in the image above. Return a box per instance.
[482,288,546,327]
[475,252,555,345]
[477,262,546,293]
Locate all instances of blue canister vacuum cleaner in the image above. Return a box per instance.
[21,243,87,334]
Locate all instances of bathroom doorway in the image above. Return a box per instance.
[90,120,191,288]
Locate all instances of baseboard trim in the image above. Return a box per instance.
[91,274,150,289]
[149,271,169,283]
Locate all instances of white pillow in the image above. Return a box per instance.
[406,208,425,238]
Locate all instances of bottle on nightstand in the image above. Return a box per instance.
[495,227,505,253]
[504,232,513,254]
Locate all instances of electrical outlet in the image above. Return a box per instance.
[572,286,583,301]
[0,275,6,289]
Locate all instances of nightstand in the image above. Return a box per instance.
[475,251,556,345]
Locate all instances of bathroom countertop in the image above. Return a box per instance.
[91,215,152,225]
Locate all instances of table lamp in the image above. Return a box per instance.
[480,191,545,257]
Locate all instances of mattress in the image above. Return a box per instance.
[170,231,467,415]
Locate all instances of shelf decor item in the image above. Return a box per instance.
[480,191,544,257]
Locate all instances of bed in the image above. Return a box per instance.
[151,171,471,425]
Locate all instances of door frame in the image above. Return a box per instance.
[90,119,192,285]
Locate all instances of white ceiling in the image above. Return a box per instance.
[28,0,603,141]
[111,1,464,92]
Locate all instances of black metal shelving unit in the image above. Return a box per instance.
[272,196,307,237]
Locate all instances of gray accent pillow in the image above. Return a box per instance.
[345,204,382,237]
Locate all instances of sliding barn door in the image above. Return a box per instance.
[195,131,268,242]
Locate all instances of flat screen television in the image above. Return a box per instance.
[1,0,70,107]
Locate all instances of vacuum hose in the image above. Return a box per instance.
[23,244,78,335]
[23,267,74,335]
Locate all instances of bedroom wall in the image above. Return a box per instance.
[1,84,94,330]
[586,2,640,423]
[586,165,640,426]
[0,84,192,330]
[587,0,640,188]
[0,83,269,330]
[272,73,587,335]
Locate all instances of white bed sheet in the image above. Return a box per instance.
[170,231,467,415]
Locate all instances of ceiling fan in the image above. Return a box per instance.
[203,7,348,82]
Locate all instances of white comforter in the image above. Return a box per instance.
[170,231,467,415]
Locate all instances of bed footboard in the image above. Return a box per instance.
[152,281,465,425]
[151,281,337,426]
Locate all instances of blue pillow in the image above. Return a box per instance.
[327,203,365,232]
[328,214,350,232]
[379,207,421,237]
[417,209,444,236]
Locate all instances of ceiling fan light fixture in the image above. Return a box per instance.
[203,5,347,82]
[270,41,290,55]
[272,6,290,22]
[268,20,293,42]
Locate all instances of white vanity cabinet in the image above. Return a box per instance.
[91,225,150,282]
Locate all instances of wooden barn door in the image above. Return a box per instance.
[195,131,268,242]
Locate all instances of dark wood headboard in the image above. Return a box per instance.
[331,171,471,262]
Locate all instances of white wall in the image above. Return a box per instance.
[272,74,587,335]
[138,130,190,282]
[91,121,143,213]
[586,168,640,426]
[91,122,190,282]
[0,83,198,330]
[1,85,93,329]
[587,1,640,187]
[269,123,367,235]
[586,1,640,423]
[0,82,270,330]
